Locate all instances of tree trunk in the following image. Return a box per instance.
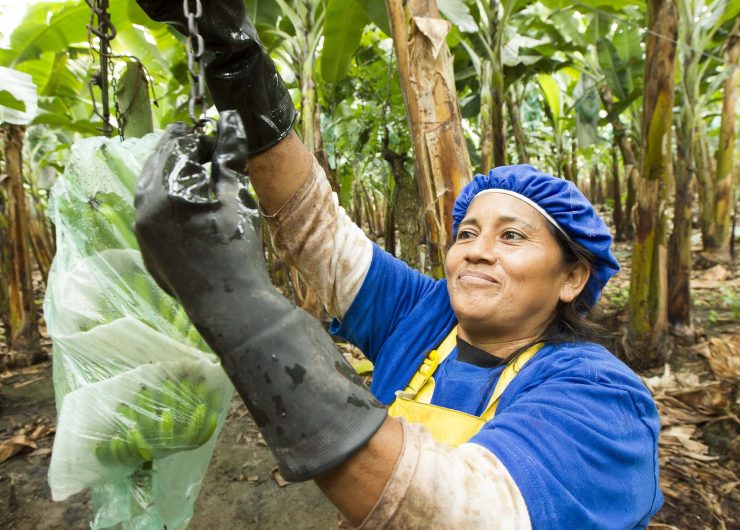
[284,8,325,320]
[563,137,574,183]
[0,185,10,343]
[506,85,529,164]
[0,124,40,361]
[382,131,423,270]
[611,145,624,242]
[489,0,506,168]
[626,0,677,368]
[695,121,715,248]
[706,22,740,262]
[480,61,494,171]
[26,201,55,282]
[668,118,693,335]
[384,182,398,257]
[599,83,638,240]
[387,0,473,278]
[589,165,597,203]
[571,135,579,189]
[299,38,318,154]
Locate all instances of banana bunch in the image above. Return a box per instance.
[94,375,223,466]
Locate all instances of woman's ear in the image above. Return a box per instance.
[559,261,590,303]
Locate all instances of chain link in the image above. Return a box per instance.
[86,0,117,137]
[183,0,208,129]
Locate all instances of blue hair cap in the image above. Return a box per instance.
[452,165,620,309]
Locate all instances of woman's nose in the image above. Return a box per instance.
[465,235,497,263]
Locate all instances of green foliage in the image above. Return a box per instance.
[321,0,370,82]
[0,2,89,67]
[609,285,630,310]
[0,90,25,112]
[322,30,411,211]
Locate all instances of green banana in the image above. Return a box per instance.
[94,440,116,466]
[171,306,192,338]
[127,426,154,462]
[158,408,174,447]
[181,403,207,447]
[110,435,139,466]
[95,196,138,249]
[206,387,226,412]
[195,410,219,447]
[131,271,158,319]
[186,325,206,349]
[135,387,160,442]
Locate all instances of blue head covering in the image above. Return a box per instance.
[452,165,620,308]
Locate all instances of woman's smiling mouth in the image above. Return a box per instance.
[458,270,498,285]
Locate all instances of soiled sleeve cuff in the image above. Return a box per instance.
[357,420,532,530]
[261,158,373,318]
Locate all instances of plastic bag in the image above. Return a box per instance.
[44,133,234,530]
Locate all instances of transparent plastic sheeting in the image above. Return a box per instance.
[44,132,234,530]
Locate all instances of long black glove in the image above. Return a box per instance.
[134,111,386,481]
[136,0,296,154]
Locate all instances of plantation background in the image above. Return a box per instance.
[0,0,738,528]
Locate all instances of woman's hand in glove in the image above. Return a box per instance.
[134,112,387,483]
[134,111,265,337]
[135,0,296,154]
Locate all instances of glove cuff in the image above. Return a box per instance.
[274,405,387,482]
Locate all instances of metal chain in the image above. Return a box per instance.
[183,0,208,129]
[86,0,117,137]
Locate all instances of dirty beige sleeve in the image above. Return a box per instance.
[261,158,373,318]
[357,420,532,530]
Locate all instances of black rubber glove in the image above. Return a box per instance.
[135,0,296,154]
[134,112,386,481]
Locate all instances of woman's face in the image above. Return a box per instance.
[445,192,586,344]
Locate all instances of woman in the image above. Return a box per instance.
[134,1,663,528]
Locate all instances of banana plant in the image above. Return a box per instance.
[669,0,738,329]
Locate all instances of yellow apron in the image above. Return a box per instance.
[388,326,542,447]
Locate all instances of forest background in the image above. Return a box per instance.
[0,0,738,528]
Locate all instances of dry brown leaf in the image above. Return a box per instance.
[642,364,675,392]
[667,384,733,415]
[692,277,740,289]
[270,466,292,488]
[29,447,52,458]
[699,265,732,282]
[12,375,44,389]
[412,16,451,59]
[655,395,715,426]
[698,336,740,381]
[661,425,710,454]
[719,481,740,495]
[0,434,37,464]
[29,423,54,441]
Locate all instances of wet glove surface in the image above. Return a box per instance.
[135,0,296,154]
[134,111,386,481]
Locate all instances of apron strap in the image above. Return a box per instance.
[400,325,543,420]
[402,325,458,395]
[479,342,544,421]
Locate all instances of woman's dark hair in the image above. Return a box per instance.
[537,222,605,345]
[494,222,607,368]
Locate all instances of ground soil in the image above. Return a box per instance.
[0,363,336,529]
[0,240,738,529]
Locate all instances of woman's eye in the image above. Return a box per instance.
[502,230,524,241]
[457,230,475,241]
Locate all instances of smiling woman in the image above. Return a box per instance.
[130,1,664,528]
[446,192,591,355]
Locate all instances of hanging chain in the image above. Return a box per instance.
[183,0,210,130]
[86,0,117,137]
